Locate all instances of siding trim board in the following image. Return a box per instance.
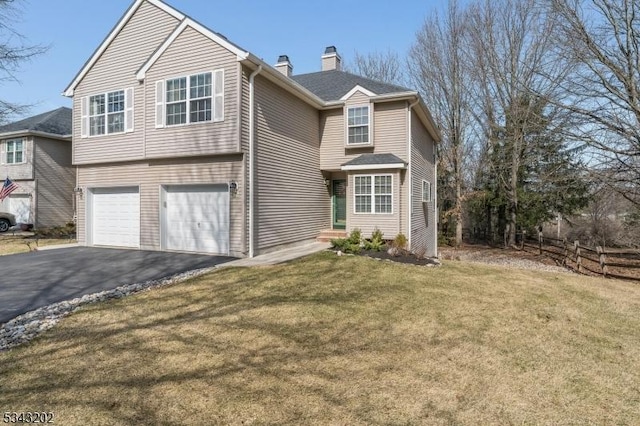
[342,163,405,171]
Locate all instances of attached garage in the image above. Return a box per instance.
[9,195,31,224]
[89,187,140,248]
[161,184,230,255]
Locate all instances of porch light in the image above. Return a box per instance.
[229,181,238,196]
[323,178,330,187]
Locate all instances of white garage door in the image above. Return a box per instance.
[163,184,229,254]
[9,195,31,224]
[91,187,140,248]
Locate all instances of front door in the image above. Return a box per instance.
[332,179,346,230]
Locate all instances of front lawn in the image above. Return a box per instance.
[0,234,76,255]
[1,252,638,424]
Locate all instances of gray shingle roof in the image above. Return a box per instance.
[341,153,407,167]
[291,70,412,102]
[0,107,72,136]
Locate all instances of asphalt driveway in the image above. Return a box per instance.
[0,247,235,325]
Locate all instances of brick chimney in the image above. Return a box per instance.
[321,46,341,71]
[275,55,293,77]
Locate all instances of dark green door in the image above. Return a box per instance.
[332,179,346,230]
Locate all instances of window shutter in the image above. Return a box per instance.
[0,142,5,165]
[125,87,134,133]
[213,69,224,122]
[155,80,165,128]
[80,97,89,138]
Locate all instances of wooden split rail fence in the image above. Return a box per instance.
[519,231,640,282]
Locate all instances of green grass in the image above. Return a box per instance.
[1,251,639,424]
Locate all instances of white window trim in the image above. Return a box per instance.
[83,88,133,138]
[160,69,224,128]
[422,180,432,202]
[353,174,394,215]
[345,103,372,146]
[2,138,26,165]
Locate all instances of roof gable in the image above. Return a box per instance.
[63,0,184,96]
[136,18,249,81]
[340,85,377,101]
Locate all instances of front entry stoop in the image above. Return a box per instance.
[316,229,347,242]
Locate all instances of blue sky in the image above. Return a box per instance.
[2,0,443,118]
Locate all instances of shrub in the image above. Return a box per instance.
[346,228,362,245]
[330,238,348,251]
[393,233,408,250]
[363,228,386,251]
[34,223,76,239]
[332,229,363,254]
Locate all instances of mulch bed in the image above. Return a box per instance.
[332,248,441,266]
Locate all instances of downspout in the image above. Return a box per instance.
[407,99,420,251]
[434,145,438,258]
[248,65,262,258]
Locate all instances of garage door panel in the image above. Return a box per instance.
[91,187,140,248]
[163,185,229,254]
[9,196,31,224]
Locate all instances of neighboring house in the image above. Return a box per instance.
[0,107,74,228]
[63,0,440,258]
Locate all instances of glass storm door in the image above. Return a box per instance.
[332,179,346,230]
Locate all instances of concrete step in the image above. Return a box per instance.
[317,229,347,242]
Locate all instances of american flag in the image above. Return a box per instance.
[0,177,18,202]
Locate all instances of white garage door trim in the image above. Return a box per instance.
[88,186,140,248]
[161,184,230,255]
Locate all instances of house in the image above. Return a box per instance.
[0,107,75,228]
[63,0,440,258]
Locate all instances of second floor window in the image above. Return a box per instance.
[89,90,125,136]
[4,139,25,164]
[157,70,224,128]
[80,88,133,138]
[347,105,370,145]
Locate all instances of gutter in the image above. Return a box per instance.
[0,130,72,142]
[248,65,262,258]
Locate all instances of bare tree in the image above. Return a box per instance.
[0,0,47,123]
[345,49,407,86]
[467,0,572,246]
[550,0,640,206]
[408,0,474,246]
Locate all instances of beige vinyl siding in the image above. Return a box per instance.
[410,110,437,256]
[76,155,244,256]
[1,136,34,180]
[33,137,75,228]
[319,109,344,170]
[374,102,408,156]
[346,169,401,237]
[144,26,240,158]
[73,1,180,165]
[254,75,329,252]
[320,100,408,170]
[345,91,371,106]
